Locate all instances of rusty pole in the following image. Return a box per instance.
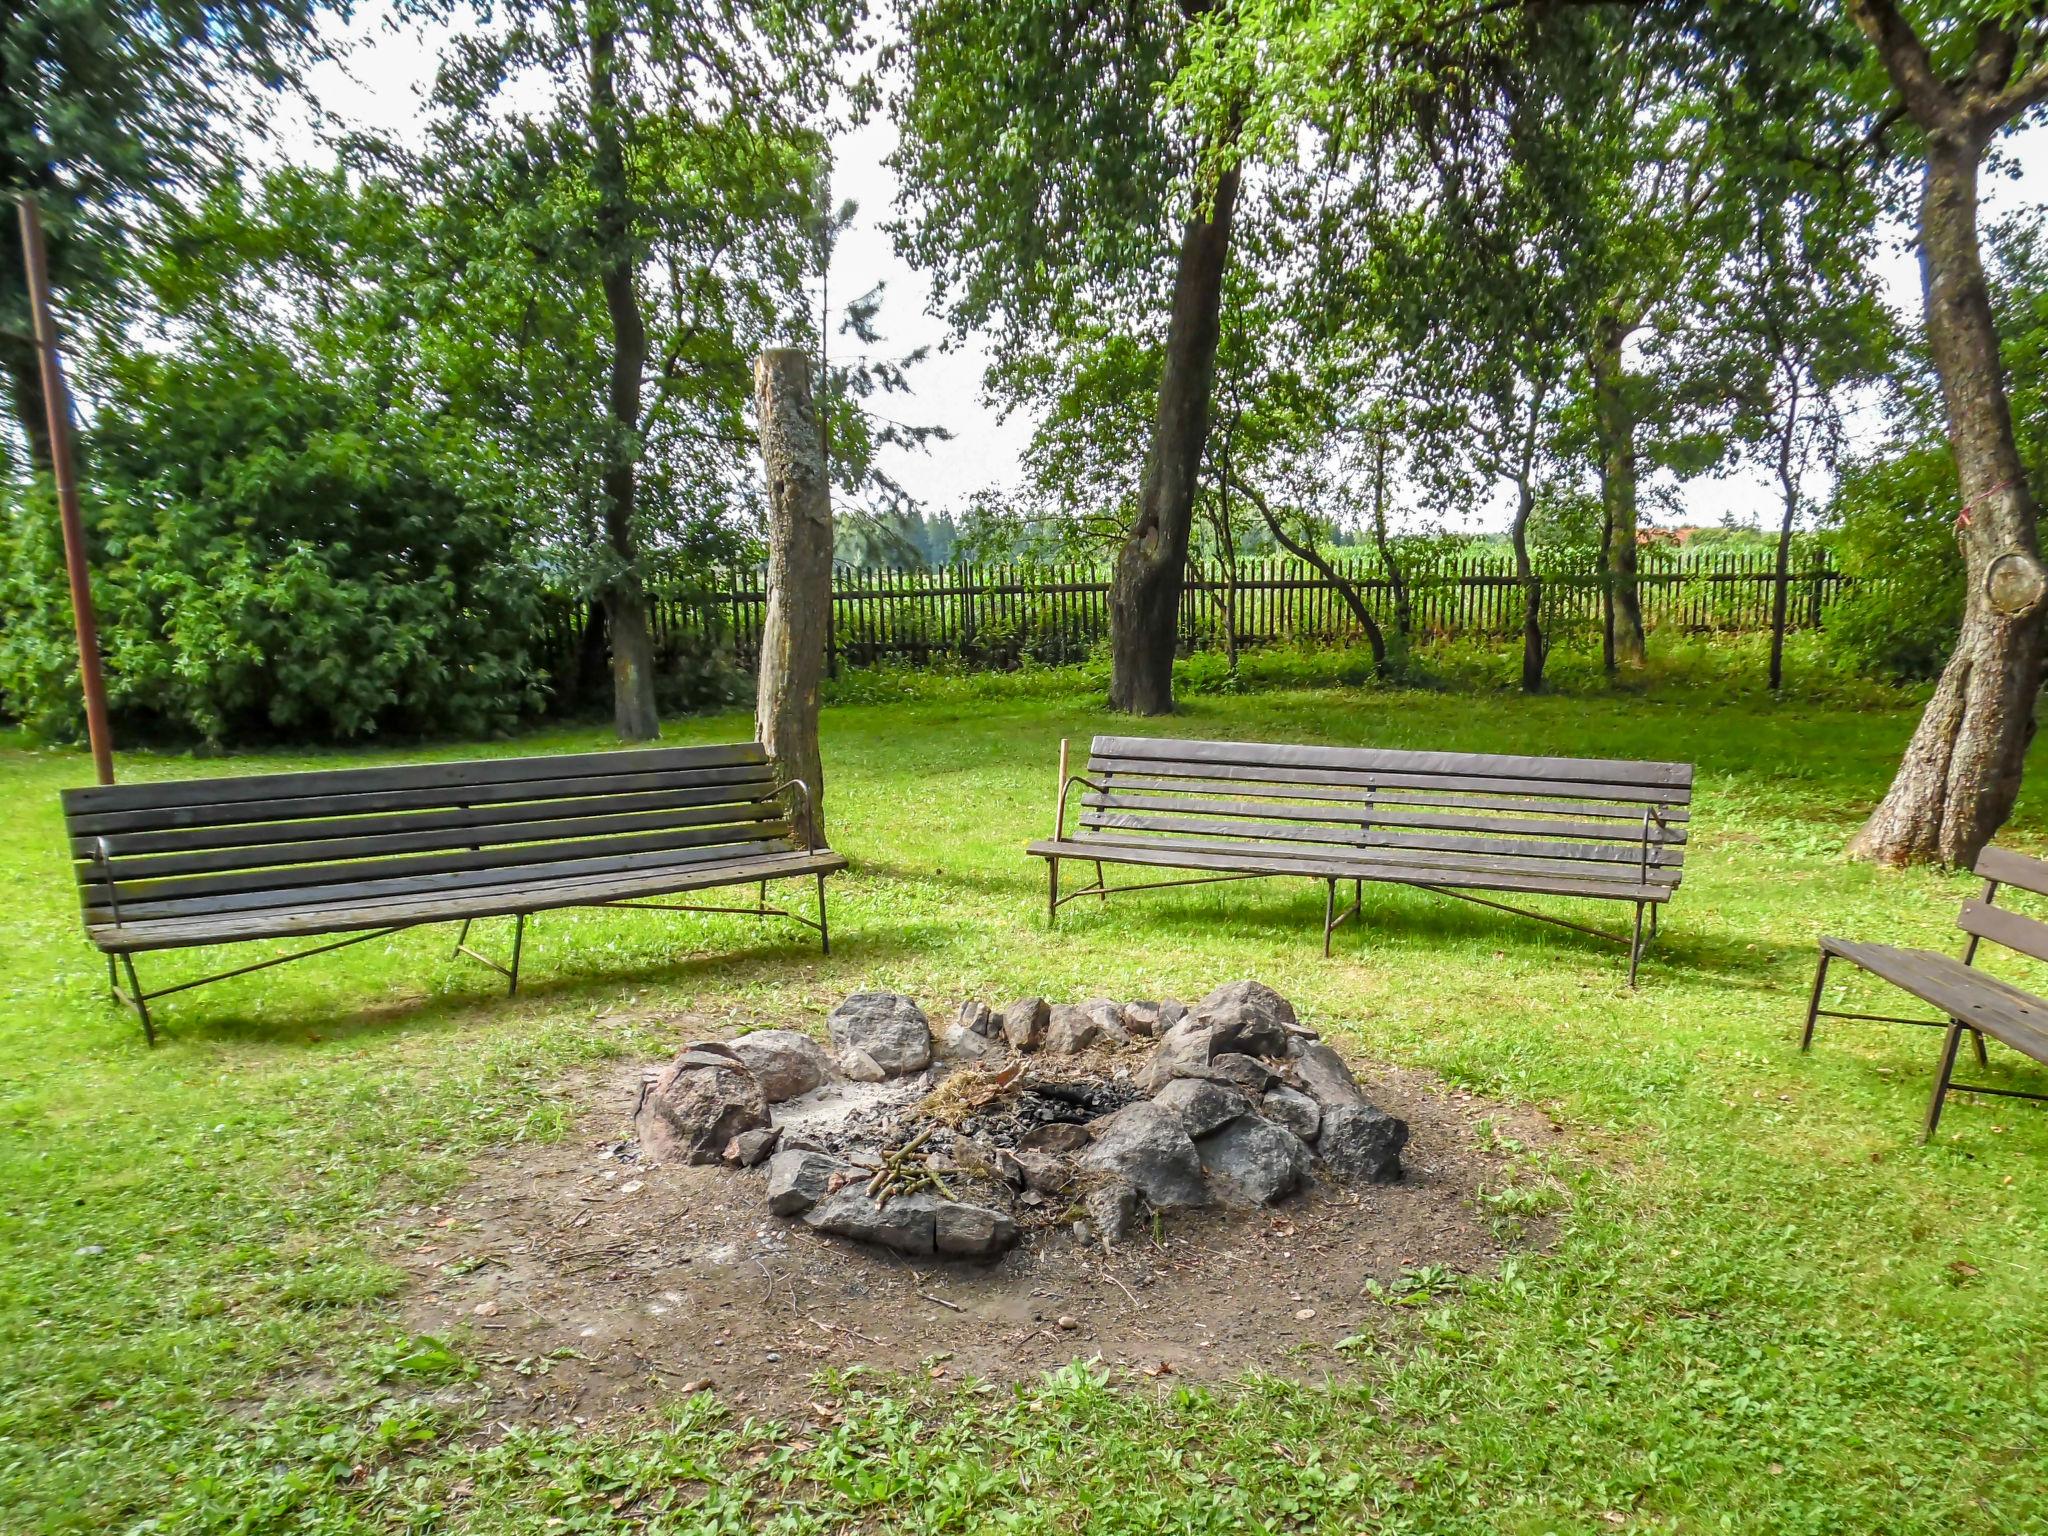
[17,194,114,784]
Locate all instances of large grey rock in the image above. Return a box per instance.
[1317,1103,1408,1183]
[1197,1115,1311,1206]
[827,992,933,1075]
[803,1191,938,1255]
[1208,1052,1278,1093]
[1261,1084,1322,1141]
[1083,1179,1142,1243]
[1288,1042,1368,1111]
[635,1043,770,1166]
[935,1202,1020,1258]
[935,1016,1008,1062]
[997,1146,1075,1195]
[1190,980,1298,1058]
[1151,1077,1252,1139]
[1080,1102,1208,1209]
[1001,997,1050,1052]
[766,1148,850,1215]
[726,1029,832,1103]
[1019,1121,1092,1154]
[1119,1001,1169,1038]
[723,1127,779,1167]
[1137,1017,1225,1092]
[1045,1000,1131,1054]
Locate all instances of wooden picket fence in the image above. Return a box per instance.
[537,548,1854,678]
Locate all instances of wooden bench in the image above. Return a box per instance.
[62,742,846,1043]
[1802,844,2048,1139]
[1026,735,1693,984]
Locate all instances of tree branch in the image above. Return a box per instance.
[1846,0,1950,127]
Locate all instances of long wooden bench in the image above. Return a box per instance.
[1802,844,2048,1139]
[62,742,846,1043]
[1026,734,1693,984]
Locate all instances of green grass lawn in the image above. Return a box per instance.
[3,643,2046,1533]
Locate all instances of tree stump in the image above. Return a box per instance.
[753,347,831,848]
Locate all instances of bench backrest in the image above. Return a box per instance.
[1075,734,1692,888]
[62,743,800,930]
[1960,845,2048,967]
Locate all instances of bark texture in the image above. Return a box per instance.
[1843,0,2048,865]
[589,19,661,743]
[753,347,832,850]
[1511,471,1546,694]
[1590,313,1645,670]
[1767,373,1802,693]
[1107,159,1241,715]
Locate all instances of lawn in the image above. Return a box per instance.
[3,641,2046,1534]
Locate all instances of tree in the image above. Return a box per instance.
[1839,0,2048,864]
[417,0,855,741]
[0,0,336,471]
[891,0,1243,715]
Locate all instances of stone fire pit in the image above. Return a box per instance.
[630,980,1409,1262]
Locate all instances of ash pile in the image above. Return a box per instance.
[631,980,1408,1262]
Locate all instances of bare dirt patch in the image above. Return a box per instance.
[384,1046,1564,1427]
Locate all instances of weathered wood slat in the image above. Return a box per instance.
[83,829,794,921]
[1078,793,1685,847]
[1975,845,2048,899]
[65,764,776,838]
[62,742,767,817]
[1028,836,1670,903]
[1074,813,1682,870]
[1958,900,2048,966]
[90,800,784,881]
[1087,758,1690,808]
[1059,829,1681,886]
[1090,734,1693,790]
[1818,937,2048,1056]
[86,849,849,953]
[72,780,778,858]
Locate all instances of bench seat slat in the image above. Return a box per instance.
[84,832,796,923]
[1088,758,1691,807]
[1090,734,1694,790]
[1078,795,1685,848]
[89,799,785,881]
[1818,936,2048,1058]
[64,764,777,838]
[62,742,768,818]
[1061,831,1680,888]
[1030,836,1674,901]
[1074,812,1684,869]
[85,848,849,953]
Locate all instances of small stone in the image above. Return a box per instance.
[1208,1053,1278,1093]
[723,1127,779,1167]
[1121,1001,1165,1038]
[1317,1103,1409,1183]
[472,1300,499,1317]
[1056,1314,1078,1331]
[766,1148,850,1216]
[1189,980,1298,1057]
[1294,1307,1316,1321]
[1261,1084,1322,1141]
[1197,1115,1311,1206]
[1081,1101,1208,1209]
[997,1146,1075,1194]
[1288,1042,1367,1112]
[935,1202,1020,1258]
[837,1047,887,1083]
[935,1017,1008,1062]
[828,991,933,1075]
[726,1029,833,1102]
[1001,997,1050,1052]
[1045,1000,1129,1054]
[1020,1121,1093,1154]
[803,1190,938,1255]
[957,999,1002,1039]
[1151,1077,1251,1139]
[1083,1179,1141,1244]
[1137,1017,1225,1092]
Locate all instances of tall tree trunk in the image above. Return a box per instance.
[1768,373,1802,693]
[1368,429,1411,639]
[1512,472,1546,694]
[1849,139,2046,864]
[1106,159,1241,715]
[589,19,660,743]
[1590,312,1645,668]
[753,348,832,849]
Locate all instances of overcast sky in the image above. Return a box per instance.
[285,8,2044,535]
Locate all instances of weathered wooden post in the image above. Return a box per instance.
[753,347,831,848]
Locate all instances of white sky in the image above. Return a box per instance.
[283,8,2044,536]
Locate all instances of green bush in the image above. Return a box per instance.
[1820,444,1964,682]
[0,346,546,745]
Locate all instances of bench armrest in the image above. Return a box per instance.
[1056,773,1105,842]
[771,779,818,851]
[93,836,123,927]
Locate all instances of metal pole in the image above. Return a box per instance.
[17,195,114,784]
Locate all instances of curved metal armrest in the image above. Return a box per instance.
[771,778,818,850]
[1056,773,1105,841]
[94,836,123,926]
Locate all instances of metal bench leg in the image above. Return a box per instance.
[119,953,155,1047]
[1800,950,1832,1051]
[1924,1019,1965,1142]
[507,914,526,996]
[452,918,472,957]
[758,879,768,915]
[817,871,830,956]
[1971,1027,1990,1068]
[1627,902,1645,988]
[1323,879,1337,958]
[1048,857,1059,928]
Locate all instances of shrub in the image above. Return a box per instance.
[1820,444,1964,682]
